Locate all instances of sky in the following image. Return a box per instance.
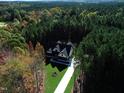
[0,0,120,2]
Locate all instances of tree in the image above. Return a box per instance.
[0,58,27,93]
[76,26,124,93]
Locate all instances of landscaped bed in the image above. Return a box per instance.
[44,64,67,93]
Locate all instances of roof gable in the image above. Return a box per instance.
[67,41,74,47]
[47,48,52,54]
[58,48,68,58]
[53,44,61,52]
[57,40,62,44]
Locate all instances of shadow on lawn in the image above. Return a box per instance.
[45,59,67,72]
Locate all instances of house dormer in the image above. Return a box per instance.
[53,44,61,53]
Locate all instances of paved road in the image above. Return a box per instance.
[54,58,75,93]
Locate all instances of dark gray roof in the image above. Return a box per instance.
[47,48,52,54]
[58,48,68,58]
[67,41,74,47]
[57,41,62,44]
[53,44,61,52]
[47,41,74,58]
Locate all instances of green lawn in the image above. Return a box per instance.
[45,64,80,93]
[45,64,67,93]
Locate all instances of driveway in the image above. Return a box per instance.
[54,58,75,93]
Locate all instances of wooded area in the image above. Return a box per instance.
[0,2,124,93]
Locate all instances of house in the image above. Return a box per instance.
[46,41,74,66]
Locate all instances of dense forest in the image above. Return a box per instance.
[0,1,124,93]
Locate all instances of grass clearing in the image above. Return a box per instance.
[45,64,67,93]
